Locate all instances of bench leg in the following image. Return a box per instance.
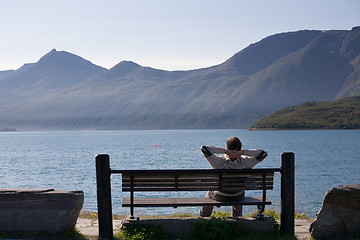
[232,205,243,217]
[281,152,295,236]
[255,204,265,220]
[95,154,113,239]
[128,177,139,221]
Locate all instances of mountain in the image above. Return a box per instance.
[1,27,360,130]
[0,49,106,90]
[251,96,360,129]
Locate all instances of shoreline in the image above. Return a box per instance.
[249,127,360,130]
[0,127,18,132]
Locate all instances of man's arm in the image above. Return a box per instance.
[242,149,267,161]
[201,145,226,157]
[201,146,268,169]
[237,149,268,168]
[200,145,227,169]
[255,150,267,161]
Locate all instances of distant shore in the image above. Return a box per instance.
[0,127,18,132]
[249,127,359,131]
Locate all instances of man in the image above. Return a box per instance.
[200,136,267,217]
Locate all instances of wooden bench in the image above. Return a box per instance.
[119,169,277,220]
[95,153,295,239]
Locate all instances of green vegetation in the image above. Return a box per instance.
[210,210,231,218]
[251,96,360,129]
[248,209,281,220]
[79,211,125,220]
[295,212,311,220]
[115,224,170,240]
[210,209,311,221]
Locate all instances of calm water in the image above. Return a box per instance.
[0,129,359,217]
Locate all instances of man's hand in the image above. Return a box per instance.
[224,149,243,160]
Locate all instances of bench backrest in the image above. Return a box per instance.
[120,169,274,193]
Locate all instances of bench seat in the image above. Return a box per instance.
[122,196,271,207]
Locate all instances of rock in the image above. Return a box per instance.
[309,184,360,238]
[0,188,84,233]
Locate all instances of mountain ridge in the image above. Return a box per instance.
[1,27,360,130]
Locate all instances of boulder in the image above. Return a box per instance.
[309,184,360,238]
[0,188,84,233]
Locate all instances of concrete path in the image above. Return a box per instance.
[294,219,312,240]
[76,217,312,239]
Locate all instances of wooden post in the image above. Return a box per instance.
[280,152,295,236]
[96,154,113,239]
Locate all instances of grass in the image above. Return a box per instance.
[78,209,312,221]
[211,209,312,221]
[79,211,125,220]
[115,224,170,240]
[295,212,311,220]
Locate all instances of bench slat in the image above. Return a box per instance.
[122,179,274,186]
[122,174,274,181]
[123,183,273,191]
[122,185,273,192]
[116,169,280,175]
[122,177,274,184]
[122,196,271,207]
[122,172,274,178]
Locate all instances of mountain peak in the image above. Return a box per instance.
[112,60,141,69]
[35,49,106,72]
[38,49,75,63]
[108,60,142,76]
[10,48,107,88]
[41,48,57,58]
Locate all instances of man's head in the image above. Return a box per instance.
[226,137,242,151]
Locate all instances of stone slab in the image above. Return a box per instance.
[120,216,273,238]
[0,188,84,233]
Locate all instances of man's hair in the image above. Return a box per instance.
[226,137,242,151]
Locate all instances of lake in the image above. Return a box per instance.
[0,129,359,218]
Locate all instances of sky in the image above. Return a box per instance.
[1,0,359,71]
